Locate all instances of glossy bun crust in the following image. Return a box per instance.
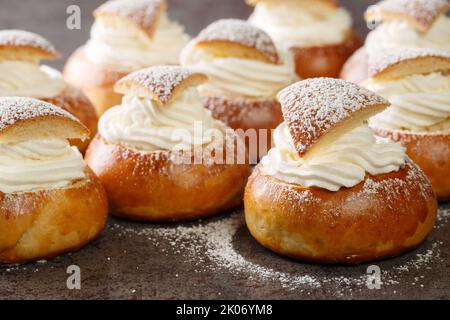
[375,128,450,200]
[291,29,361,79]
[43,86,98,152]
[85,135,252,221]
[63,47,126,116]
[244,161,437,264]
[0,169,108,264]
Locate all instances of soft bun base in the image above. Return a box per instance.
[340,46,368,84]
[43,86,98,153]
[63,47,126,116]
[374,127,450,200]
[201,94,283,160]
[0,169,108,264]
[290,29,362,79]
[244,161,437,264]
[85,135,252,221]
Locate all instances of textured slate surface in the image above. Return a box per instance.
[3,0,448,300]
[1,204,449,300]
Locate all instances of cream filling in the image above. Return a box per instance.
[0,61,66,98]
[366,16,450,59]
[249,2,352,48]
[180,42,298,99]
[84,13,190,72]
[366,72,450,132]
[98,87,224,152]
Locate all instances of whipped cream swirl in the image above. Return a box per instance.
[84,13,190,72]
[0,61,66,98]
[261,122,406,191]
[0,139,86,193]
[367,72,450,132]
[366,16,450,59]
[180,42,297,99]
[249,2,352,48]
[99,87,224,151]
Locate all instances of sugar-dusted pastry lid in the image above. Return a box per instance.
[195,19,279,64]
[365,0,450,32]
[0,30,59,63]
[277,78,389,159]
[114,66,207,105]
[0,97,89,143]
[94,0,166,39]
[246,0,338,9]
[369,48,450,80]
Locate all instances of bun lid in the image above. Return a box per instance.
[277,78,389,159]
[0,97,89,143]
[0,30,59,63]
[194,19,279,64]
[94,0,166,39]
[365,0,450,32]
[114,66,207,105]
[369,48,450,81]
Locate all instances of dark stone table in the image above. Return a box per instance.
[1,204,449,300]
[3,0,449,300]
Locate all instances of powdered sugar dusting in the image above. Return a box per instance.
[0,96,80,132]
[248,0,338,7]
[369,48,450,77]
[366,0,450,30]
[0,30,57,56]
[116,66,201,105]
[95,0,164,36]
[354,160,433,206]
[196,19,279,63]
[278,78,389,157]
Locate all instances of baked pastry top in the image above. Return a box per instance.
[98,66,225,152]
[248,0,353,48]
[0,97,88,193]
[365,0,450,32]
[0,30,67,99]
[364,0,450,60]
[84,0,189,72]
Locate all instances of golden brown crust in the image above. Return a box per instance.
[244,161,437,264]
[0,30,59,62]
[0,97,89,143]
[290,29,362,79]
[277,78,389,159]
[63,47,126,115]
[340,46,369,84]
[42,86,98,153]
[374,127,450,200]
[0,169,108,264]
[365,0,450,32]
[114,66,207,105]
[85,135,252,221]
[195,19,279,64]
[94,0,166,39]
[368,48,450,80]
[201,95,283,160]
